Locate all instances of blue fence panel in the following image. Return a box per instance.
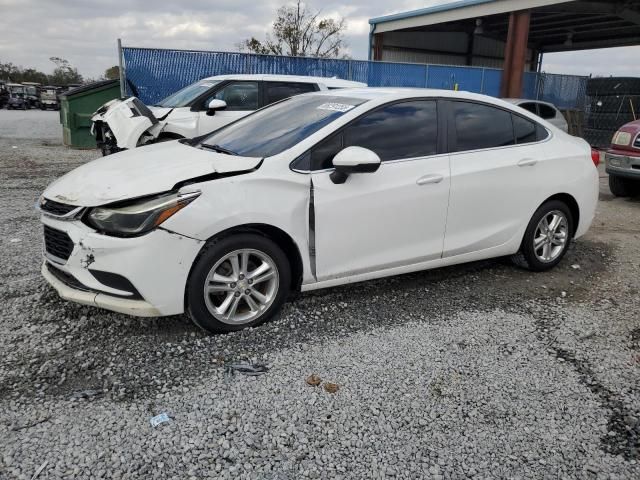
[366,61,428,87]
[538,73,587,109]
[480,69,502,97]
[522,72,539,99]
[122,47,587,109]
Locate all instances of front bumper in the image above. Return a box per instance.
[42,262,162,317]
[40,215,204,317]
[605,152,640,179]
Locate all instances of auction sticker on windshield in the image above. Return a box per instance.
[317,103,356,112]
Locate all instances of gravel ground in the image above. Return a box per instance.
[1,109,639,479]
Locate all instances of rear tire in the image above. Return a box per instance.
[186,233,291,334]
[609,175,637,197]
[511,200,573,272]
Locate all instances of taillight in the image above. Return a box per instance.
[591,148,600,167]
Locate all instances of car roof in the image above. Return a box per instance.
[304,87,529,106]
[504,98,558,108]
[203,74,366,88]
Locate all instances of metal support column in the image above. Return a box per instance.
[373,33,384,61]
[117,38,125,98]
[500,10,531,98]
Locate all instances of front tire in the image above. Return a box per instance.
[186,233,291,333]
[512,200,573,272]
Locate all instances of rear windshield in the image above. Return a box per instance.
[198,95,366,158]
[155,80,220,107]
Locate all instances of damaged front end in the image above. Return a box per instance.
[91,98,171,156]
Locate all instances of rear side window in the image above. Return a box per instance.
[513,114,549,144]
[452,102,514,152]
[265,82,316,105]
[513,115,537,144]
[537,103,557,119]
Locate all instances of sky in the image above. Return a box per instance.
[1,0,639,80]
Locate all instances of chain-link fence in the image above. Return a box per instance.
[121,46,587,109]
[583,77,640,148]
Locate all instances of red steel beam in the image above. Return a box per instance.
[500,10,531,98]
[373,33,384,61]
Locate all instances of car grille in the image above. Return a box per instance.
[43,225,74,262]
[40,198,77,216]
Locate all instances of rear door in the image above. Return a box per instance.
[443,100,551,257]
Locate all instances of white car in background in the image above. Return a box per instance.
[91,74,366,155]
[505,98,569,132]
[41,88,599,333]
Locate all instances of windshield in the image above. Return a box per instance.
[155,79,220,107]
[199,95,366,158]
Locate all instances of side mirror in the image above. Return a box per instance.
[330,146,381,184]
[206,99,227,116]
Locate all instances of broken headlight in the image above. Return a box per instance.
[86,191,200,236]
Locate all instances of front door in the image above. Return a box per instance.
[311,100,450,281]
[196,81,259,136]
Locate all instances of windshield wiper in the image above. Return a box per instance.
[200,144,238,155]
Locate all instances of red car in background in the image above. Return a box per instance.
[605,120,640,196]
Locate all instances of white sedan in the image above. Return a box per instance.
[504,98,569,132]
[40,88,599,333]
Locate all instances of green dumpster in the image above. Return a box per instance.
[59,79,120,149]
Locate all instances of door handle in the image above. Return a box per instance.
[517,158,538,167]
[416,174,444,186]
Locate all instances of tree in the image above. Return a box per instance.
[49,57,83,85]
[104,65,120,80]
[239,1,347,58]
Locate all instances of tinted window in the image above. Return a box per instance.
[345,100,438,161]
[453,102,514,152]
[311,133,343,170]
[199,95,365,158]
[213,82,259,110]
[156,79,221,107]
[265,82,316,105]
[519,102,539,115]
[513,115,537,144]
[538,103,557,119]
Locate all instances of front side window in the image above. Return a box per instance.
[344,100,438,161]
[309,100,439,170]
[156,80,220,108]
[198,95,366,158]
[265,82,316,105]
[212,82,259,111]
[452,102,514,152]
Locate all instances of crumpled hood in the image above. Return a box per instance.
[148,105,173,119]
[43,141,262,207]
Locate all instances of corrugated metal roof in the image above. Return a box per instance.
[369,0,497,25]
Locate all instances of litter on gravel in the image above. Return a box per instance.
[224,362,270,376]
[150,413,172,428]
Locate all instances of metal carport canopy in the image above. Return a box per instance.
[369,0,640,53]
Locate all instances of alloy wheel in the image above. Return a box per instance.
[533,210,568,263]
[203,249,279,325]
